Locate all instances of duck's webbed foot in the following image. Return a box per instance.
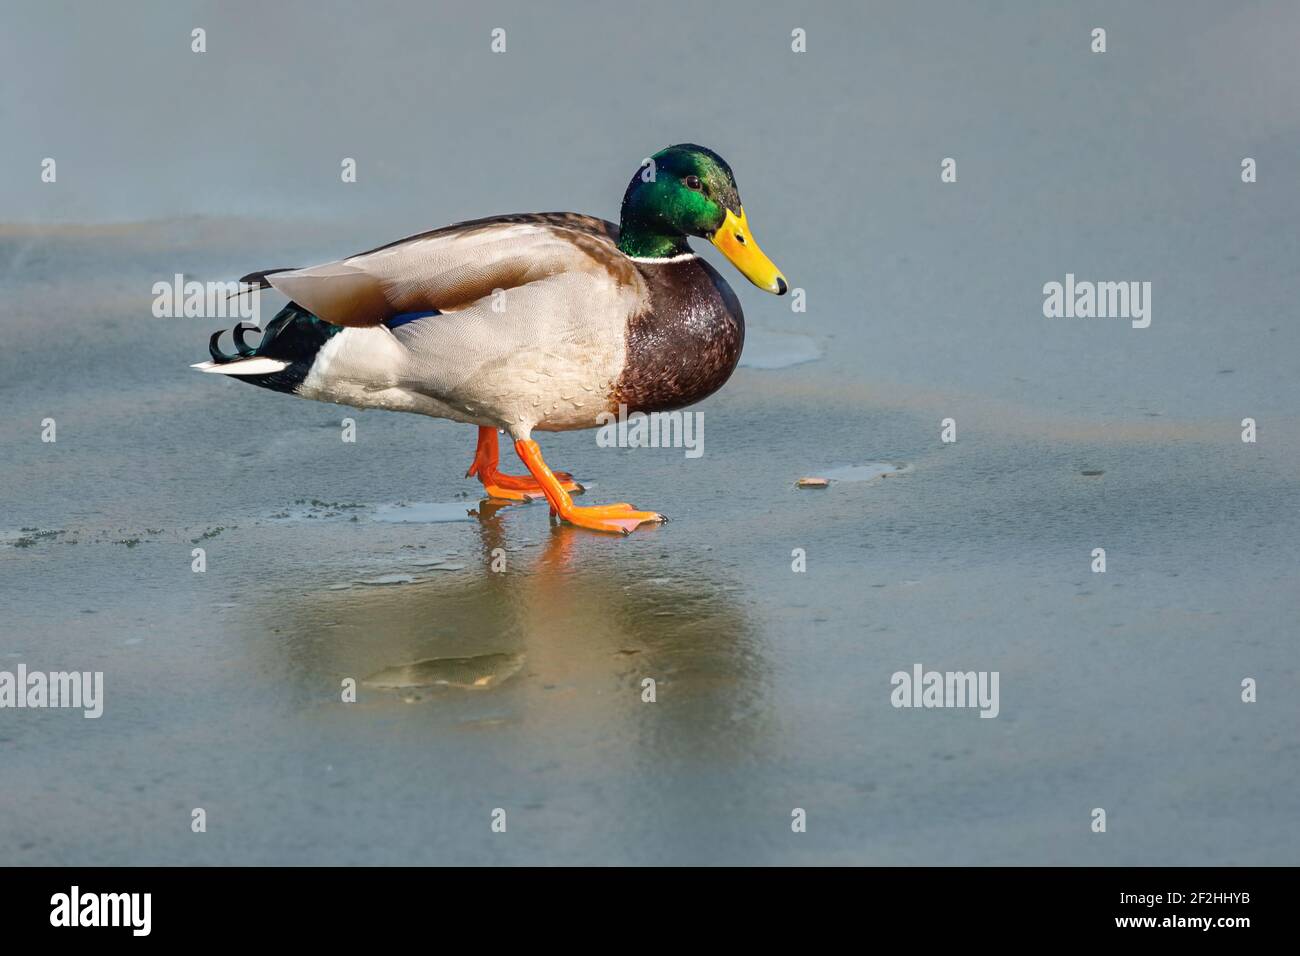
[467,426,581,501]
[514,438,665,535]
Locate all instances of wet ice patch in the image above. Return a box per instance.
[363,652,525,691]
[268,499,365,522]
[817,462,910,483]
[821,463,901,482]
[403,555,466,569]
[371,502,475,524]
[355,573,418,586]
[9,528,68,548]
[267,498,474,524]
[739,328,822,369]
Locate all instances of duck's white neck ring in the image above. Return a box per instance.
[627,252,698,264]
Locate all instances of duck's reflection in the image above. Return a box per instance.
[276,502,770,763]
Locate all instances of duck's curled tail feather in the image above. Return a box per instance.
[193,301,344,395]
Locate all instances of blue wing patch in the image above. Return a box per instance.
[385,310,441,329]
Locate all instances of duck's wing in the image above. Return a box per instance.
[256,213,637,328]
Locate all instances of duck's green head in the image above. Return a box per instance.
[618,144,787,295]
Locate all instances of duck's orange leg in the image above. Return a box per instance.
[515,438,665,535]
[467,426,582,501]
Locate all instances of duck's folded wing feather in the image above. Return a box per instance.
[264,214,630,328]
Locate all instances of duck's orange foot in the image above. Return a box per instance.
[467,426,581,501]
[551,502,666,536]
[481,471,583,502]
[512,437,664,536]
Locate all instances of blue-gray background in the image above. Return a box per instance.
[1,1,1296,864]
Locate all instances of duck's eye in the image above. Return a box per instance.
[684,175,702,191]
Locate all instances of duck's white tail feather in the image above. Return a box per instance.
[191,357,291,375]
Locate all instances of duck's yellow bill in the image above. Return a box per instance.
[710,208,787,295]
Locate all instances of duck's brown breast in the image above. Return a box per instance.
[612,256,744,415]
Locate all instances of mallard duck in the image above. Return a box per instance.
[194,144,786,534]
